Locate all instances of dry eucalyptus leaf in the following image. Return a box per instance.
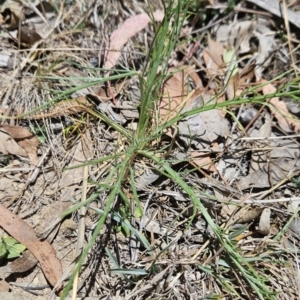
[287,199,300,214]
[0,204,63,288]
[104,11,164,69]
[203,36,225,77]
[159,66,201,121]
[246,0,300,29]
[216,19,275,79]
[0,129,27,157]
[262,81,300,133]
[216,20,255,53]
[97,102,127,124]
[284,98,300,116]
[0,125,39,165]
[135,168,160,189]
[0,280,9,292]
[270,138,300,160]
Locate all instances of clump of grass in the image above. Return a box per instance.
[38,0,300,299]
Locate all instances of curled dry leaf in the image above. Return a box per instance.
[262,80,300,133]
[0,2,24,30]
[0,204,63,288]
[104,11,164,69]
[0,125,39,165]
[258,208,271,235]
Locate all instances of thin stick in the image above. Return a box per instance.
[72,165,88,300]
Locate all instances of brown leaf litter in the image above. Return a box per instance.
[104,11,164,70]
[0,0,300,299]
[0,125,39,165]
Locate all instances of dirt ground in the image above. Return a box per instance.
[0,0,300,299]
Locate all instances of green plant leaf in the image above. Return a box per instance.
[3,236,18,248]
[0,242,6,258]
[6,244,27,259]
[3,236,26,258]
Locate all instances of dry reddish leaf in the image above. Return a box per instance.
[189,151,218,173]
[0,204,62,288]
[104,11,164,69]
[1,125,39,165]
[0,130,27,157]
[203,36,225,77]
[262,80,300,133]
[159,66,201,121]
